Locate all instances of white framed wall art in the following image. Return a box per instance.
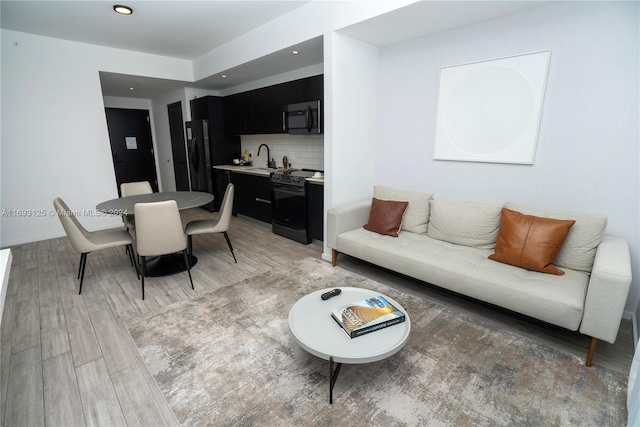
[433,50,551,164]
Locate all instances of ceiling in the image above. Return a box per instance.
[0,1,311,59]
[1,1,554,98]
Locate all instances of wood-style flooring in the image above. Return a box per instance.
[0,209,634,426]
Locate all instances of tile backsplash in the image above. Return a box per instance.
[241,134,324,171]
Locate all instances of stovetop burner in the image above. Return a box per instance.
[270,169,323,187]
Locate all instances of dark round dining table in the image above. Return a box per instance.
[96,191,214,277]
[96,191,214,216]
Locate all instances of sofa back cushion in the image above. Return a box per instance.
[505,202,607,273]
[427,197,502,249]
[374,185,433,234]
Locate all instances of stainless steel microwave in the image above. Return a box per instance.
[284,100,321,134]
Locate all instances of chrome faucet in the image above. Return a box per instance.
[257,144,271,168]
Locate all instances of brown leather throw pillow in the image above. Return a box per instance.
[488,208,576,275]
[363,198,409,237]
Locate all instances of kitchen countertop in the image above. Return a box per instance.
[214,165,324,183]
[214,165,273,177]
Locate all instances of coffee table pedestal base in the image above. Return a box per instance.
[329,357,342,404]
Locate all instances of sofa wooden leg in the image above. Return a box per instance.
[332,249,338,267]
[585,337,597,367]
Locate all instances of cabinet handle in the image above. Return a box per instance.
[256,197,271,204]
[282,111,286,131]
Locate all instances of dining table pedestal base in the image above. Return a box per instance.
[143,254,198,277]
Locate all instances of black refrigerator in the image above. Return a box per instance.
[186,116,239,212]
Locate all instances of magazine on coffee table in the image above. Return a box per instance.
[331,295,405,338]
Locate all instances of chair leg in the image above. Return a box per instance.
[188,235,194,265]
[125,246,133,266]
[140,256,146,300]
[78,253,88,295]
[223,232,237,263]
[182,249,194,290]
[77,254,84,279]
[127,244,139,280]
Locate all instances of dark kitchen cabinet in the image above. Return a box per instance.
[306,182,323,241]
[263,84,287,133]
[230,172,272,223]
[215,169,231,204]
[292,75,323,102]
[224,91,254,136]
[224,74,323,135]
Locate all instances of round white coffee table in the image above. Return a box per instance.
[289,287,411,403]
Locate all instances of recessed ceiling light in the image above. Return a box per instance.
[221,75,227,78]
[290,50,299,55]
[113,4,133,15]
[129,87,134,91]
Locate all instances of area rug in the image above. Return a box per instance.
[125,257,628,426]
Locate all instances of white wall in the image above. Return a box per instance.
[375,2,640,314]
[323,32,380,260]
[0,30,192,246]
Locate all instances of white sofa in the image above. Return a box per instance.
[327,186,632,366]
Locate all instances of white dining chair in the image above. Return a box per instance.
[120,181,153,233]
[121,181,153,197]
[134,200,193,300]
[53,197,138,294]
[185,183,237,263]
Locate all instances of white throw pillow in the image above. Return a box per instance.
[505,202,607,273]
[427,197,502,249]
[373,185,433,234]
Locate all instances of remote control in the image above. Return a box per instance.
[321,288,341,300]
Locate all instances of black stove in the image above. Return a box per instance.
[270,169,322,244]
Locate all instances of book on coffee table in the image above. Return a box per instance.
[331,295,406,338]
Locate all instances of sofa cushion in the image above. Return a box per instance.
[488,208,575,275]
[427,197,502,249]
[335,228,588,331]
[363,198,408,237]
[374,185,433,233]
[505,202,607,273]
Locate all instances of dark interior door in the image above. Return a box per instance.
[105,108,158,194]
[167,102,190,191]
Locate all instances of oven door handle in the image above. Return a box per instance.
[272,186,305,195]
[256,197,271,204]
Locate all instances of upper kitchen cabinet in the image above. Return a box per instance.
[223,91,253,136]
[224,74,323,135]
[292,75,323,102]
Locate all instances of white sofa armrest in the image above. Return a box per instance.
[579,235,632,343]
[327,200,372,250]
